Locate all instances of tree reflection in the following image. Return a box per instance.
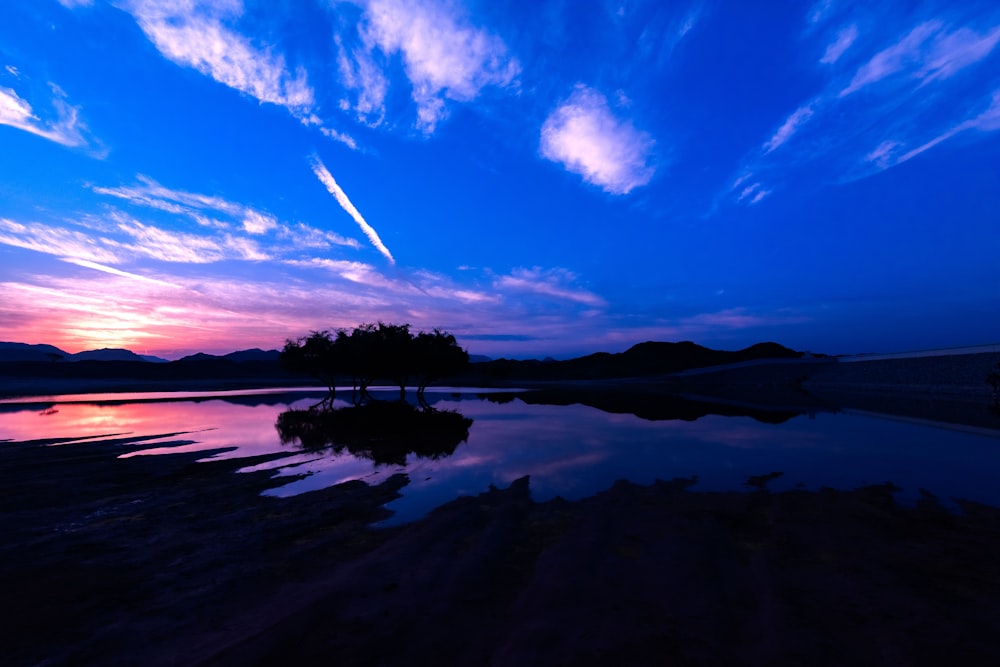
[275,401,473,466]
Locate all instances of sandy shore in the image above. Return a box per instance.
[5,432,1000,665]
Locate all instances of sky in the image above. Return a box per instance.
[1,0,998,359]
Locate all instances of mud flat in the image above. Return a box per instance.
[4,433,1000,665]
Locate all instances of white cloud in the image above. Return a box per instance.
[722,13,1000,205]
[278,222,361,251]
[0,84,88,148]
[893,89,1000,165]
[763,104,814,153]
[865,140,902,169]
[336,35,389,127]
[0,218,122,264]
[820,24,858,64]
[222,234,269,261]
[319,126,359,150]
[918,24,1000,83]
[841,21,939,96]
[93,176,300,240]
[737,182,760,201]
[114,216,230,263]
[309,156,395,264]
[96,175,249,215]
[540,85,655,195]
[841,20,1000,97]
[0,205,295,268]
[972,89,1000,131]
[122,0,314,115]
[91,176,364,260]
[734,181,770,205]
[348,0,520,133]
[494,267,606,308]
[241,210,277,235]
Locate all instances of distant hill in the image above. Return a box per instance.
[70,348,150,362]
[1,339,811,389]
[176,352,221,363]
[224,348,281,363]
[176,349,281,364]
[474,341,804,381]
[0,342,71,362]
[1,342,282,365]
[0,343,170,363]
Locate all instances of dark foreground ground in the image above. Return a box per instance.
[4,431,1000,666]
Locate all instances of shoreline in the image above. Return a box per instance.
[5,433,1000,665]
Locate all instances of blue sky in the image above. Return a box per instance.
[1,0,998,358]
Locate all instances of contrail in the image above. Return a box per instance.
[61,257,184,288]
[309,156,395,264]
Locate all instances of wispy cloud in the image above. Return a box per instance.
[721,10,1000,208]
[840,21,939,96]
[277,222,361,251]
[840,20,1000,96]
[122,0,313,112]
[540,85,655,195]
[763,104,814,153]
[93,175,360,252]
[820,24,858,64]
[0,83,90,148]
[335,35,389,127]
[309,156,395,264]
[288,257,397,290]
[343,0,520,133]
[807,0,836,26]
[918,23,1000,83]
[890,88,1000,165]
[732,180,771,206]
[112,215,234,263]
[0,210,277,268]
[678,308,800,330]
[494,267,606,308]
[0,218,122,264]
[864,140,902,169]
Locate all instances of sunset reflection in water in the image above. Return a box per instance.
[3,388,1000,525]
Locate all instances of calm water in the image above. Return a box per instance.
[3,388,1000,524]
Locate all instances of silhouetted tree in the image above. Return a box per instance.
[282,322,467,404]
[281,331,340,404]
[413,330,469,400]
[371,322,414,399]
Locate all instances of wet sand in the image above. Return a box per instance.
[5,432,1000,665]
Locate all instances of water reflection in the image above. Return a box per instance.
[275,401,473,466]
[3,387,1000,525]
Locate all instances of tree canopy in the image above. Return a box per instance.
[281,323,469,402]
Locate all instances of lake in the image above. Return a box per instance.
[3,387,1000,524]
